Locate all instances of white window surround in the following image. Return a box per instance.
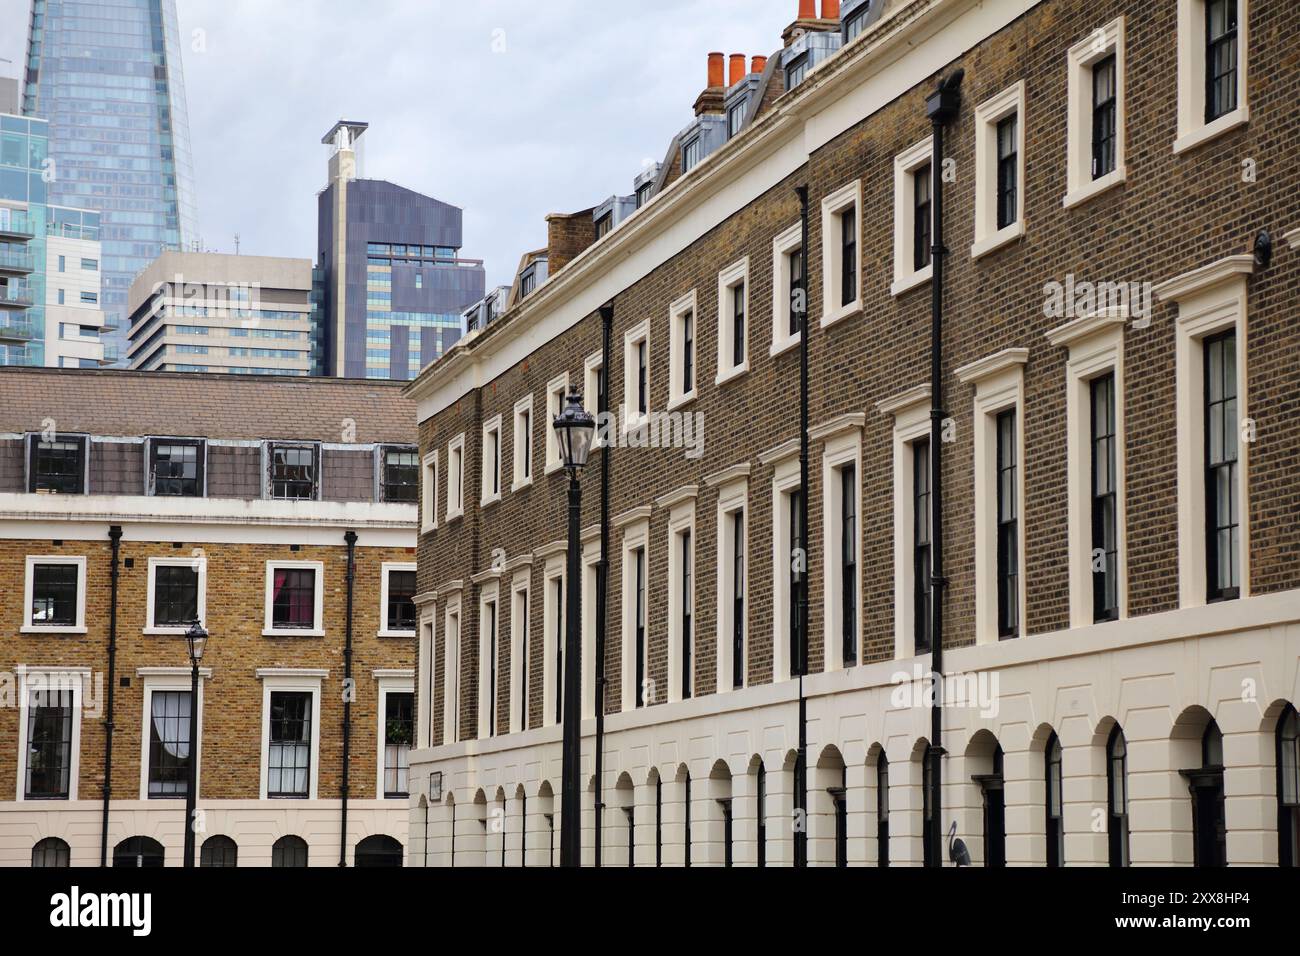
[421,450,439,533]
[584,353,606,448]
[892,136,934,296]
[767,447,802,682]
[512,395,534,491]
[956,348,1029,644]
[820,180,864,328]
[580,532,599,720]
[143,555,207,636]
[15,667,88,801]
[443,593,463,744]
[256,670,324,800]
[477,582,501,739]
[716,257,750,384]
[623,320,651,433]
[22,555,88,634]
[815,416,864,671]
[771,222,804,357]
[417,608,436,749]
[618,509,652,712]
[262,559,326,637]
[876,385,933,660]
[446,434,465,521]
[972,81,1027,260]
[667,289,699,411]
[1046,313,1129,628]
[542,555,566,727]
[545,373,570,473]
[1153,254,1253,608]
[663,492,697,703]
[375,673,414,800]
[1065,18,1128,208]
[138,669,208,800]
[481,414,503,507]
[1175,0,1249,155]
[509,572,530,734]
[379,561,418,637]
[712,473,748,693]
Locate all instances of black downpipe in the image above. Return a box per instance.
[594,303,613,866]
[340,529,358,866]
[926,70,963,867]
[100,525,122,867]
[794,184,811,869]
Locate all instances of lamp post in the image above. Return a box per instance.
[182,620,208,868]
[552,393,596,867]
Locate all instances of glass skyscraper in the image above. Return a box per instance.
[22,0,199,365]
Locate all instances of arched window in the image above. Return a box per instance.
[1045,732,1064,867]
[922,747,935,867]
[272,835,308,868]
[1106,725,1129,866]
[756,762,767,868]
[113,836,164,868]
[876,755,889,868]
[200,834,237,867]
[830,765,848,868]
[355,834,403,867]
[1278,705,1299,867]
[654,774,663,867]
[1186,720,1226,867]
[32,837,69,868]
[978,744,1006,867]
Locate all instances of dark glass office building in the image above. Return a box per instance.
[318,122,484,380]
[22,0,199,366]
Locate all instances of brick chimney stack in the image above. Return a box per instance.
[694,52,727,116]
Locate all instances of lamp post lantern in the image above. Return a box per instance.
[552,393,596,867]
[182,620,208,868]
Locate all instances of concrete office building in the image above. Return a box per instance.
[21,0,200,366]
[316,121,485,381]
[125,252,314,377]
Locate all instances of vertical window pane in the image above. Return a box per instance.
[1090,374,1119,622]
[147,690,192,797]
[996,410,1019,638]
[914,439,932,653]
[913,165,931,271]
[1204,331,1239,601]
[268,692,312,798]
[1091,55,1117,179]
[840,208,857,306]
[25,689,74,799]
[384,692,413,797]
[271,568,316,629]
[387,570,417,631]
[841,464,857,666]
[996,114,1018,230]
[32,563,78,626]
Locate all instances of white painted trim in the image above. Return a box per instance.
[715,475,749,694]
[545,373,570,474]
[143,554,207,635]
[667,290,700,412]
[971,81,1026,259]
[443,596,462,744]
[15,668,87,802]
[257,672,324,801]
[1064,17,1127,208]
[1174,0,1249,155]
[446,434,466,521]
[716,257,751,384]
[820,179,864,328]
[542,559,565,727]
[478,582,502,739]
[421,449,439,534]
[509,571,531,734]
[378,561,418,638]
[512,394,535,492]
[620,516,652,711]
[480,413,503,508]
[376,676,415,800]
[22,555,88,634]
[580,540,600,720]
[771,455,802,683]
[891,136,934,296]
[665,497,697,704]
[584,352,606,449]
[770,222,804,356]
[138,672,205,802]
[821,428,863,670]
[885,390,933,660]
[262,559,325,638]
[623,319,652,433]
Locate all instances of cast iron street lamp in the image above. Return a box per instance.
[183,620,208,868]
[553,393,595,866]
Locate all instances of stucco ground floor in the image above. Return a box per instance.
[0,800,410,867]
[406,590,1300,867]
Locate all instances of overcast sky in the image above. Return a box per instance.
[1,0,793,288]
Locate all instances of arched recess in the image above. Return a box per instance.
[535,781,556,867]
[613,772,636,867]
[747,755,768,868]
[812,745,847,867]
[1172,705,1225,867]
[866,742,888,867]
[705,759,734,867]
[963,729,1005,868]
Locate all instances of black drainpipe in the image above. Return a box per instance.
[794,184,811,868]
[594,302,613,866]
[340,529,358,867]
[99,524,122,867]
[925,69,963,866]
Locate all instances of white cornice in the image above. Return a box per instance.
[1045,312,1128,349]
[955,348,1029,385]
[580,523,601,543]
[470,566,502,585]
[758,438,800,465]
[372,668,415,680]
[0,493,415,530]
[255,668,328,680]
[807,412,866,442]
[613,505,653,529]
[413,590,437,608]
[654,485,699,510]
[703,463,752,488]
[504,553,534,572]
[533,540,567,559]
[875,384,932,417]
[1153,254,1255,302]
[136,667,213,678]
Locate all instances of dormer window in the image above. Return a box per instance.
[727,101,747,139]
[636,182,655,209]
[28,434,87,495]
[595,213,613,239]
[785,54,808,90]
[844,0,875,42]
[268,443,318,500]
[682,137,702,174]
[149,438,205,497]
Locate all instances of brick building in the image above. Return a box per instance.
[0,368,419,867]
[405,0,1300,867]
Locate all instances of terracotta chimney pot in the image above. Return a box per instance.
[707,52,725,88]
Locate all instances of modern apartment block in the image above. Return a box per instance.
[316,121,486,381]
[0,368,419,867]
[125,252,314,376]
[1,100,107,369]
[404,0,1300,868]
[22,0,200,366]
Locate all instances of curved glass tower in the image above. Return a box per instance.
[22,0,199,366]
